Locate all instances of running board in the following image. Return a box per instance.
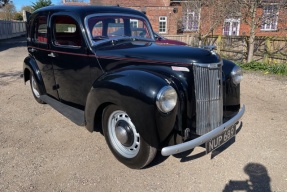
[40,95,85,126]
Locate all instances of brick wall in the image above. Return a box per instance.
[91,0,170,7]
[90,0,287,37]
[90,0,179,35]
[206,7,287,37]
[145,6,178,34]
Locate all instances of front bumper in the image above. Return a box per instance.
[161,105,245,156]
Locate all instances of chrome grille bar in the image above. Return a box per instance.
[193,63,223,135]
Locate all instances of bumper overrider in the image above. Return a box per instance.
[161,105,245,156]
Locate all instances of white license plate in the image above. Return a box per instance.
[205,125,236,154]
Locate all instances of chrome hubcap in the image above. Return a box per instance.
[115,120,134,147]
[108,110,140,158]
[115,125,128,145]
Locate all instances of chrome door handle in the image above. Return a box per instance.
[48,52,56,57]
[28,48,36,52]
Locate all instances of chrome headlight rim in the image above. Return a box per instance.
[231,65,243,85]
[156,86,178,113]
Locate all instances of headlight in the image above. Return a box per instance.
[231,65,243,85]
[156,86,177,113]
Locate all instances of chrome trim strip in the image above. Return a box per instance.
[161,105,245,156]
[193,62,222,68]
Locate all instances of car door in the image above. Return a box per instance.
[49,14,92,109]
[29,13,59,99]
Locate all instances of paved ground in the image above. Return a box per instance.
[0,37,287,192]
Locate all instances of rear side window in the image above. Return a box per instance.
[52,15,82,47]
[34,16,48,44]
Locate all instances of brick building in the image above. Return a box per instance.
[169,0,287,37]
[90,0,180,35]
[65,0,287,37]
[214,2,287,37]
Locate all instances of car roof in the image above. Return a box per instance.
[33,5,146,19]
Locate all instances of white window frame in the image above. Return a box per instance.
[182,8,200,32]
[223,18,240,36]
[159,16,167,34]
[261,4,279,31]
[130,19,138,28]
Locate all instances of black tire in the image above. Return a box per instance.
[102,105,157,169]
[30,73,45,104]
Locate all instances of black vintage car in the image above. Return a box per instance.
[23,5,245,169]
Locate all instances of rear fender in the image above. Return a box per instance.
[85,69,171,148]
[23,56,46,95]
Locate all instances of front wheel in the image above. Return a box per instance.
[102,105,157,169]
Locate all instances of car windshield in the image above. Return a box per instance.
[86,15,154,45]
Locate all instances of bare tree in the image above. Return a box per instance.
[0,2,15,20]
[180,0,236,46]
[236,0,287,63]
[0,0,9,8]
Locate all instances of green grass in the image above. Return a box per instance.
[238,61,287,76]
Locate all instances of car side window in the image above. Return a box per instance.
[52,15,82,47]
[34,16,48,44]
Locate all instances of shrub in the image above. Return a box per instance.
[238,61,287,75]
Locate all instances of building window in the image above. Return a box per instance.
[182,8,199,31]
[223,18,240,36]
[130,19,138,28]
[159,16,167,33]
[261,5,278,31]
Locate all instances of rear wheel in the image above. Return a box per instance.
[102,105,157,169]
[30,73,45,104]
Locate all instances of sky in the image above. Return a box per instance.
[11,0,62,11]
[11,0,90,11]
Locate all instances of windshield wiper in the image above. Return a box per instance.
[92,36,133,47]
[92,36,154,47]
[92,36,109,40]
[131,37,154,42]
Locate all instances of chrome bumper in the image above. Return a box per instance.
[161,105,245,156]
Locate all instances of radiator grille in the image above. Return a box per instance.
[193,63,223,135]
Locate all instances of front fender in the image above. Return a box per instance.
[222,59,240,114]
[85,69,176,148]
[23,56,46,95]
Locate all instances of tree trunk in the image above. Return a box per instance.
[198,38,202,47]
[247,1,258,63]
[247,35,255,63]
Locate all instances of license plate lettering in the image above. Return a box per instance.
[206,125,236,154]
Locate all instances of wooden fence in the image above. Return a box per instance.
[165,34,287,64]
[0,20,26,40]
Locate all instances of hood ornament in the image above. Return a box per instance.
[202,45,217,55]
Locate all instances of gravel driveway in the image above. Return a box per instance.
[1,37,287,192]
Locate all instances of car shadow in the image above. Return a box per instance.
[144,151,170,169]
[0,71,23,86]
[223,163,272,192]
[0,36,26,52]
